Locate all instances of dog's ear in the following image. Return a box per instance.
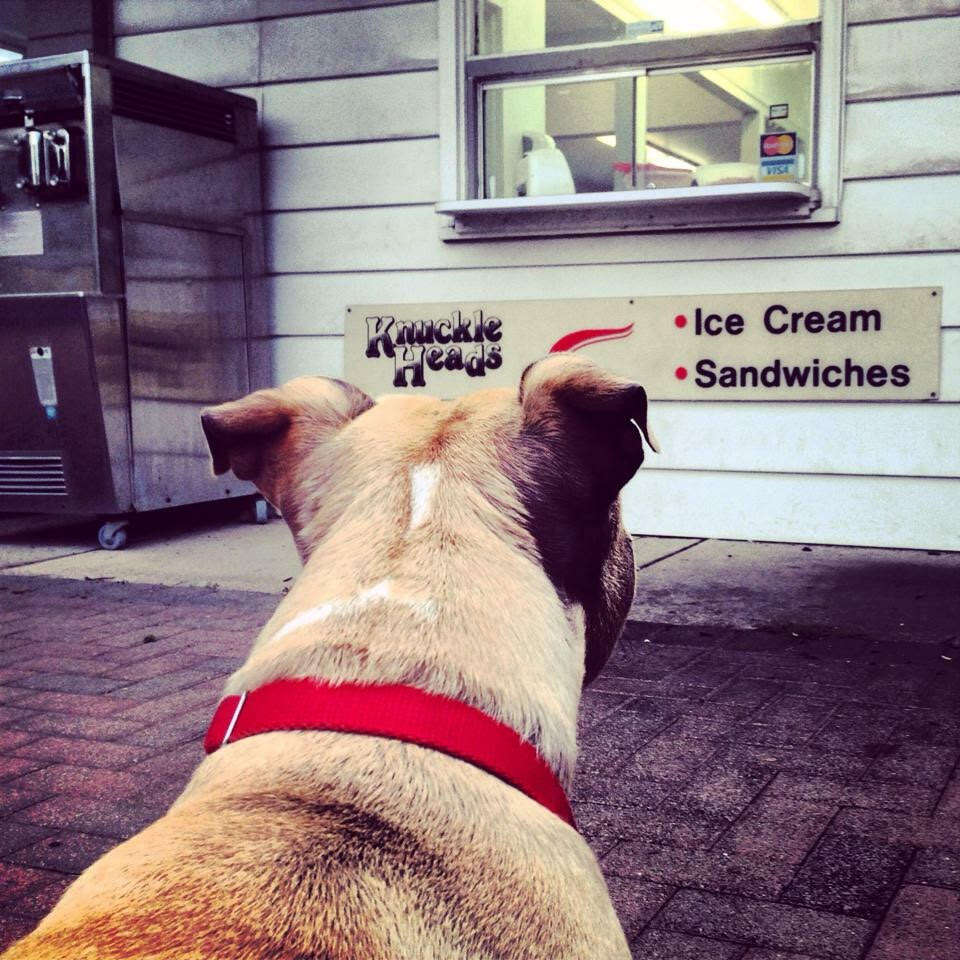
[200,377,374,500]
[510,355,654,687]
[519,354,658,499]
[201,387,290,481]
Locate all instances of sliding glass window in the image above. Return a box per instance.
[481,54,814,200]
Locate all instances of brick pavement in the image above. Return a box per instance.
[0,573,958,959]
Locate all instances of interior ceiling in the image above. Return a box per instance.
[545,73,744,138]
[647,74,745,127]
[546,0,620,45]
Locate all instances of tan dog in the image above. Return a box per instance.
[3,354,657,960]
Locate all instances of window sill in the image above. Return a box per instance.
[436,182,823,241]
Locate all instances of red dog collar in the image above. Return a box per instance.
[204,678,576,829]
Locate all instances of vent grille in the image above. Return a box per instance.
[0,454,67,497]
[112,74,236,143]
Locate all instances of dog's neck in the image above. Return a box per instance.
[224,466,585,786]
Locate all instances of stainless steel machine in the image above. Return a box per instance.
[0,51,264,548]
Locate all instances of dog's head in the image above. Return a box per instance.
[201,354,656,685]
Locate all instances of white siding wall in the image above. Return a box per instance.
[114,0,960,550]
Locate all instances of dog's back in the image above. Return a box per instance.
[4,355,655,959]
[12,736,624,959]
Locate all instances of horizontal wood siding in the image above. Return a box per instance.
[116,0,259,34]
[263,254,960,335]
[116,22,260,86]
[940,330,960,400]
[647,403,960,478]
[257,0,417,16]
[258,72,438,146]
[847,0,960,24]
[265,138,439,209]
[116,0,423,34]
[259,4,436,83]
[844,95,960,180]
[250,335,344,385]
[847,16,960,101]
[622,471,960,551]
[114,0,960,548]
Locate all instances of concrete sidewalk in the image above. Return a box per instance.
[0,508,302,592]
[0,517,958,958]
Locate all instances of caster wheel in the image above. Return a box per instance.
[97,521,129,550]
[250,498,269,525]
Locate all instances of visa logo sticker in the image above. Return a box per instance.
[760,156,799,180]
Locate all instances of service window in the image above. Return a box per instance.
[437,0,844,239]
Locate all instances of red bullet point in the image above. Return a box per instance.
[675,366,688,380]
[674,314,687,328]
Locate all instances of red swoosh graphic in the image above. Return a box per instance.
[549,322,635,353]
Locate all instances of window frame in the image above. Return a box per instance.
[436,0,845,240]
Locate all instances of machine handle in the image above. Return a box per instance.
[15,110,77,194]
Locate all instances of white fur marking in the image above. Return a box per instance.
[364,579,392,602]
[271,600,337,642]
[270,579,438,644]
[409,463,440,530]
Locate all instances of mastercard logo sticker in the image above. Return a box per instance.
[762,133,796,156]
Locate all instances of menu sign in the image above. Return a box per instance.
[345,288,941,401]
